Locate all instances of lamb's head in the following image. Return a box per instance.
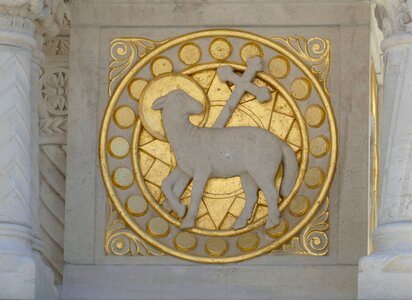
[152,90,203,116]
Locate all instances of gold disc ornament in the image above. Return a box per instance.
[101,29,336,263]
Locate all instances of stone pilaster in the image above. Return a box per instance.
[0,8,38,300]
[359,1,412,299]
[0,1,64,299]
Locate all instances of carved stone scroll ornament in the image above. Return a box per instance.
[100,30,337,263]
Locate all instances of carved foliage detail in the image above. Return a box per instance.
[44,37,70,55]
[39,66,68,137]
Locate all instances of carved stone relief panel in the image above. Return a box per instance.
[100,29,336,263]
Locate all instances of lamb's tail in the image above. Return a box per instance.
[280,143,298,198]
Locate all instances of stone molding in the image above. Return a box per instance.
[38,42,69,283]
[38,1,70,284]
[69,1,369,27]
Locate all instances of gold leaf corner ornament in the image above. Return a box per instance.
[277,197,329,256]
[109,37,168,96]
[272,36,331,95]
[101,29,336,263]
[105,200,164,256]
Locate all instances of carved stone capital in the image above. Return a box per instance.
[0,0,69,50]
[375,0,412,38]
[37,0,70,39]
[0,0,43,20]
[0,11,36,49]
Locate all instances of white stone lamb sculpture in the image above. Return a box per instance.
[152,90,298,230]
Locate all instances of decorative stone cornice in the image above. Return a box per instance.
[375,0,412,37]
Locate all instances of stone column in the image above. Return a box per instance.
[0,1,62,299]
[359,1,412,299]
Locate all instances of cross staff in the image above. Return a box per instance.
[214,57,271,127]
[162,57,272,219]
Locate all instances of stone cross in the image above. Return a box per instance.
[162,57,272,222]
[214,56,271,127]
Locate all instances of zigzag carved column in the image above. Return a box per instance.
[0,1,60,299]
[0,10,38,300]
[359,1,412,299]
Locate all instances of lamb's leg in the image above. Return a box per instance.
[180,168,210,229]
[172,172,191,200]
[249,172,280,229]
[161,168,186,218]
[232,174,259,229]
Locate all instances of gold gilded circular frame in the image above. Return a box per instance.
[100,29,337,263]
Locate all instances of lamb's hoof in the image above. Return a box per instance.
[232,218,247,230]
[265,215,280,230]
[180,217,195,229]
[174,204,187,219]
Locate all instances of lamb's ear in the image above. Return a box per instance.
[152,96,167,110]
